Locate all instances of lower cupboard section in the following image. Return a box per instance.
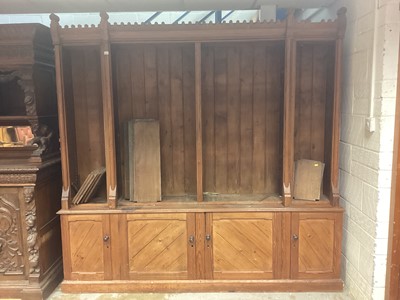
[60,210,343,291]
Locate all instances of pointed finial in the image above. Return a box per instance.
[337,7,347,38]
[100,11,109,22]
[49,13,60,24]
[49,13,60,45]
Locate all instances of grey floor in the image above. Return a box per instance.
[48,287,354,300]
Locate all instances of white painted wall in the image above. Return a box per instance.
[315,0,399,299]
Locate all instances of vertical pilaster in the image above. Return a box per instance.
[100,12,118,208]
[282,11,296,207]
[50,14,71,209]
[330,8,347,207]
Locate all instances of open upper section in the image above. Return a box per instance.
[49,9,346,209]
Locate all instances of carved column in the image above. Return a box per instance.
[23,186,39,275]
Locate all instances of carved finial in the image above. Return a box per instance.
[286,9,295,24]
[49,14,61,45]
[285,8,296,38]
[337,7,347,38]
[100,11,109,23]
[99,12,110,41]
[49,13,60,24]
[337,6,347,16]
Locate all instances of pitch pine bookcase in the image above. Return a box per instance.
[50,8,346,293]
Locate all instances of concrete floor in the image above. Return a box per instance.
[48,287,355,300]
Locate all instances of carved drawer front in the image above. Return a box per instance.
[0,188,25,279]
[208,212,280,280]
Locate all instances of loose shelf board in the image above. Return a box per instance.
[126,119,162,203]
[293,159,325,201]
[72,167,106,205]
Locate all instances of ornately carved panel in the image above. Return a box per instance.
[0,173,37,185]
[0,195,24,275]
[24,187,39,274]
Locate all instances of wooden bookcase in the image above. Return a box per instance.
[0,24,63,299]
[50,8,346,292]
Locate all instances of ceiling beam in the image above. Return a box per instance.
[0,0,336,14]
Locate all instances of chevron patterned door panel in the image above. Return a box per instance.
[291,212,342,279]
[126,213,195,280]
[209,212,280,279]
[63,215,111,280]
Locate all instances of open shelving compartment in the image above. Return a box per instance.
[292,41,336,206]
[60,46,107,206]
[53,12,344,210]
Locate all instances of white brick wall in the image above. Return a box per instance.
[322,0,400,299]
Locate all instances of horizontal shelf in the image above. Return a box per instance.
[60,194,341,215]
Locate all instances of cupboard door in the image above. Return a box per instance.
[291,212,342,279]
[207,212,281,279]
[124,213,195,280]
[61,215,111,280]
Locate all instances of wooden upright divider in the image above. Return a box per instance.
[100,12,118,208]
[282,17,296,207]
[53,10,346,293]
[50,14,72,209]
[330,8,347,207]
[195,42,203,202]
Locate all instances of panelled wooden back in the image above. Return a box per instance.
[202,42,284,195]
[62,46,105,188]
[294,42,335,196]
[112,44,197,197]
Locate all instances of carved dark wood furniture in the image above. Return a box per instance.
[0,24,62,299]
[50,9,346,293]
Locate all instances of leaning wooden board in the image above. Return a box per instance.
[128,119,162,202]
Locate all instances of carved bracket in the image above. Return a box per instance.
[24,187,40,274]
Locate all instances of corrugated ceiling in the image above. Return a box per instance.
[0,0,336,14]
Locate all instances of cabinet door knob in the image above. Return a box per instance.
[188,235,195,244]
[205,234,211,241]
[292,234,299,241]
[103,235,110,242]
